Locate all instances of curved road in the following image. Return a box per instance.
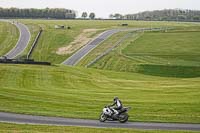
[1,20,31,59]
[62,28,160,66]
[0,112,199,131]
[62,29,120,65]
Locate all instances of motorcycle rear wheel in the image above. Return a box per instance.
[99,113,107,122]
[119,113,129,123]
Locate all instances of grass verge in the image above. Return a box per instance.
[0,123,198,133]
[0,21,19,56]
[16,20,193,64]
[90,30,200,77]
[0,64,199,123]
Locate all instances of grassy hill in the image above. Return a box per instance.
[0,20,200,128]
[86,27,200,77]
[0,64,199,123]
[17,20,192,64]
[0,21,19,56]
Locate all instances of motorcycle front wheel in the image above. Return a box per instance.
[118,113,129,123]
[99,113,107,122]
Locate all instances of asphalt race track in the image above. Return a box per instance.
[1,20,31,59]
[0,112,199,131]
[62,29,120,65]
[62,28,160,66]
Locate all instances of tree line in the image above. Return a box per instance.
[110,9,200,22]
[0,7,76,19]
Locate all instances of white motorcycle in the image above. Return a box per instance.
[99,106,131,123]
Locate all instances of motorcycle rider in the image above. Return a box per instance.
[109,97,123,116]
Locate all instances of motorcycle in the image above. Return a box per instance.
[99,106,131,123]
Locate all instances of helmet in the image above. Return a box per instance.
[113,97,118,101]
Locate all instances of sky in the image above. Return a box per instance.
[0,0,199,18]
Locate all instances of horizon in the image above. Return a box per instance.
[0,0,200,18]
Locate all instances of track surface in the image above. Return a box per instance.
[2,20,31,59]
[62,29,120,65]
[0,112,199,131]
[62,28,161,66]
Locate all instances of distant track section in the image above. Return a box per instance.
[1,20,31,59]
[62,28,163,66]
[85,32,133,67]
[62,29,119,66]
[0,112,199,131]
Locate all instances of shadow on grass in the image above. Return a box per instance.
[136,64,200,78]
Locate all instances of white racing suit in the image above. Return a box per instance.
[110,99,123,115]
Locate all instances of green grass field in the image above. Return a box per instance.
[0,123,198,133]
[89,29,200,77]
[0,21,19,56]
[0,64,199,123]
[16,20,193,64]
[17,19,112,63]
[0,20,200,132]
[122,31,200,65]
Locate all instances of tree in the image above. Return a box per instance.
[0,7,76,19]
[193,16,200,21]
[113,13,123,19]
[109,14,114,19]
[89,12,95,19]
[81,12,87,19]
[113,9,200,22]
